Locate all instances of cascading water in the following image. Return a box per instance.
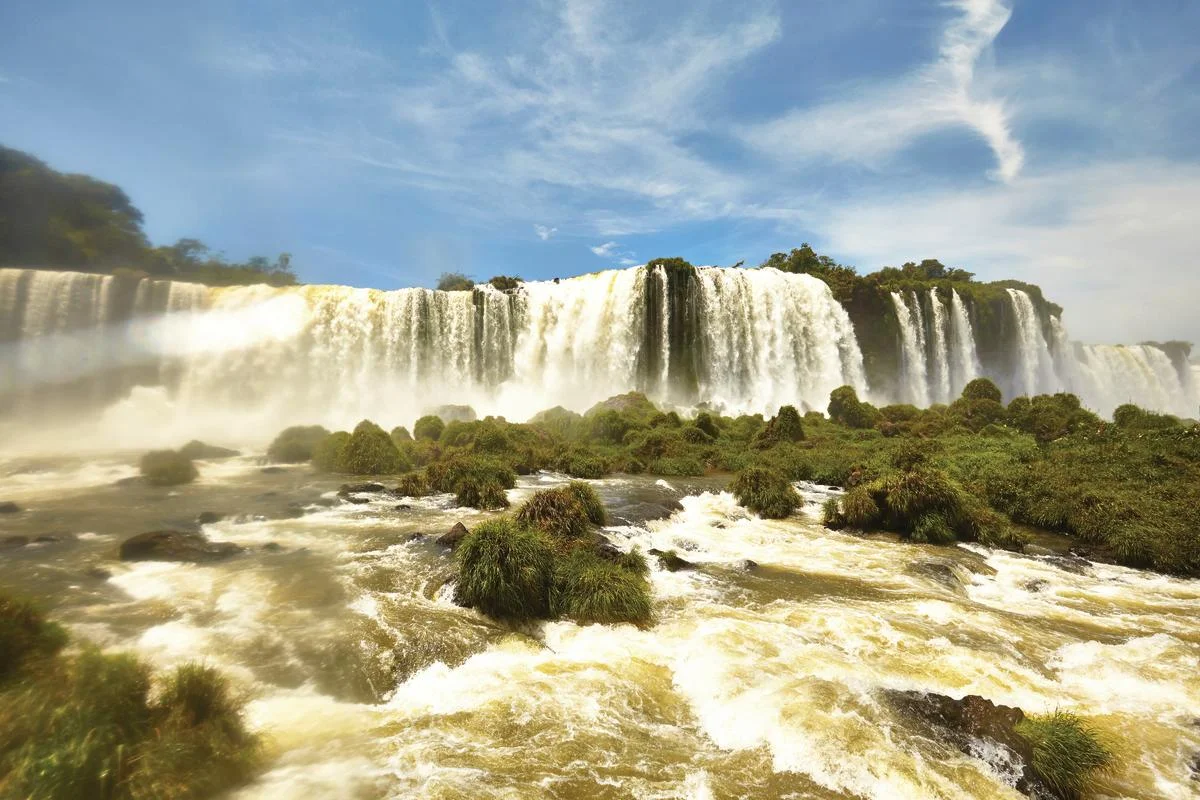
[948,289,981,393]
[890,292,930,407]
[926,290,952,405]
[1005,288,1059,398]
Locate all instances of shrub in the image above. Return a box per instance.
[339,420,407,475]
[395,471,430,497]
[413,415,445,441]
[961,377,1002,403]
[551,550,652,625]
[821,497,846,529]
[731,467,801,519]
[841,486,881,529]
[647,456,705,477]
[566,481,606,525]
[828,386,878,429]
[1015,711,1112,799]
[390,425,412,443]
[266,425,330,463]
[681,425,714,445]
[565,454,607,479]
[455,478,510,510]
[754,405,805,447]
[588,409,632,444]
[436,272,474,291]
[140,450,198,487]
[649,411,683,429]
[515,487,592,540]
[453,518,554,620]
[312,431,350,472]
[487,275,522,291]
[694,412,721,439]
[614,547,649,576]
[0,595,67,681]
[425,455,516,494]
[911,512,956,544]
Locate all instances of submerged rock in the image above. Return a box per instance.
[609,499,685,525]
[340,496,370,505]
[84,566,112,580]
[339,482,387,495]
[114,476,144,488]
[648,548,695,572]
[260,466,287,474]
[0,501,21,513]
[179,440,240,460]
[119,530,244,563]
[437,522,470,551]
[1,536,29,549]
[196,511,226,525]
[888,690,1044,797]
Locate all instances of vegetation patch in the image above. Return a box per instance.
[140,449,198,487]
[453,519,555,621]
[731,467,801,519]
[551,550,652,626]
[1015,711,1113,799]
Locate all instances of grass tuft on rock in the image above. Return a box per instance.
[266,425,330,463]
[339,420,407,475]
[455,478,510,510]
[140,450,199,487]
[453,518,554,621]
[0,595,67,682]
[731,467,801,519]
[1015,710,1112,799]
[516,487,594,540]
[311,431,350,472]
[551,550,651,625]
[565,481,606,525]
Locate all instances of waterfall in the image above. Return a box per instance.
[692,267,867,414]
[926,290,952,405]
[1005,288,1058,397]
[890,292,930,406]
[948,289,980,395]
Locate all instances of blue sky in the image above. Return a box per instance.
[2,0,1199,344]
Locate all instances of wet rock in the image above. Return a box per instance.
[437,522,470,551]
[888,690,1044,797]
[1021,579,1049,593]
[1189,751,1199,781]
[179,440,240,460]
[610,501,683,525]
[908,557,972,591]
[593,534,623,563]
[119,530,244,563]
[738,559,759,572]
[260,466,287,474]
[33,534,71,544]
[115,476,144,487]
[648,548,694,572]
[84,566,112,580]
[1,536,29,549]
[0,501,20,513]
[339,482,387,495]
[262,542,284,553]
[312,497,337,507]
[196,511,225,525]
[340,496,370,505]
[1023,544,1057,557]
[282,503,307,519]
[394,503,413,511]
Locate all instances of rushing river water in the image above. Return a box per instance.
[1,453,1198,799]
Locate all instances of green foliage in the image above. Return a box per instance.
[425,455,516,495]
[841,486,881,529]
[1015,711,1112,799]
[551,550,652,625]
[266,425,331,463]
[821,497,846,529]
[1112,403,1178,431]
[827,386,879,429]
[614,547,649,576]
[390,425,413,443]
[565,453,607,479]
[731,467,802,519]
[339,420,407,475]
[139,449,198,487]
[565,481,606,525]
[311,431,350,472]
[455,478,510,510]
[515,487,593,540]
[754,405,805,447]
[487,275,522,291]
[453,518,554,621]
[961,377,1002,403]
[647,456,705,476]
[694,412,721,439]
[395,471,430,497]
[0,596,67,682]
[413,415,445,442]
[436,272,474,291]
[587,409,632,445]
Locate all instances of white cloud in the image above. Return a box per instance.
[741,0,1023,182]
[589,241,618,256]
[534,224,557,241]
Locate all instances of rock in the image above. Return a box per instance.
[119,530,244,563]
[196,511,225,525]
[394,504,412,511]
[115,476,144,487]
[341,496,370,505]
[1,536,29,549]
[1021,579,1049,593]
[908,557,972,591]
[179,440,240,460]
[738,559,759,572]
[262,542,284,553]
[84,566,112,580]
[437,522,470,551]
[594,534,623,563]
[33,534,70,544]
[260,466,287,474]
[426,404,477,423]
[0,501,20,513]
[610,501,683,525]
[1023,544,1057,557]
[281,503,307,519]
[312,497,337,507]
[648,548,694,572]
[888,690,1044,797]
[339,482,387,495]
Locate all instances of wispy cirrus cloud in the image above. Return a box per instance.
[534,224,557,241]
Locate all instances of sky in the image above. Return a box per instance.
[1,0,1199,345]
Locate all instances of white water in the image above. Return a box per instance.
[948,289,981,395]
[927,290,953,405]
[890,292,930,406]
[1006,289,1060,399]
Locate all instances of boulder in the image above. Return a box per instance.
[196,511,225,525]
[339,482,387,495]
[0,501,20,513]
[340,496,370,505]
[119,530,243,563]
[888,690,1044,797]
[436,522,470,551]
[648,548,695,572]
[115,476,144,488]
[1,536,29,549]
[84,566,112,580]
[260,466,287,474]
[179,440,240,460]
[1023,544,1057,557]
[610,499,684,525]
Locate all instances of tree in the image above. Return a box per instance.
[437,272,475,291]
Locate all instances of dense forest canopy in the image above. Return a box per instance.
[0,145,296,286]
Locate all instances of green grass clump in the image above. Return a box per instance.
[413,415,445,441]
[731,467,802,519]
[911,512,956,544]
[753,405,805,447]
[694,412,721,440]
[311,430,350,472]
[139,450,198,487]
[1015,711,1112,799]
[551,550,651,625]
[566,481,607,525]
[455,478,510,510]
[453,518,554,621]
[395,471,430,497]
[614,547,649,576]
[0,596,67,682]
[515,487,593,540]
[338,420,408,475]
[266,425,330,463]
[647,456,705,476]
[821,497,846,529]
[425,455,516,495]
[841,486,881,529]
[681,425,714,444]
[565,454,607,479]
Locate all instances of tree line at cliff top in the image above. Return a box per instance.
[5,142,1031,295]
